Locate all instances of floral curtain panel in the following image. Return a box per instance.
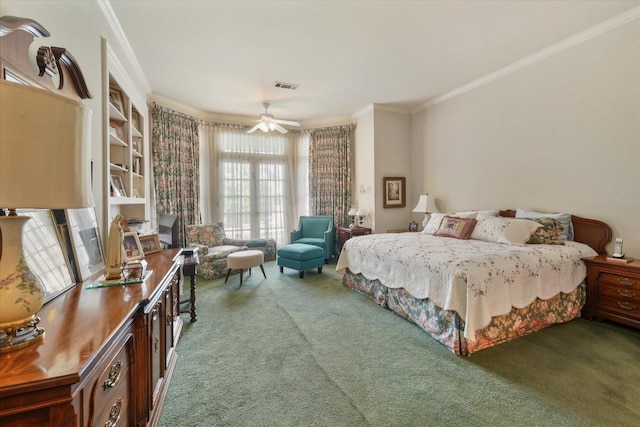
[151,104,200,246]
[309,125,353,227]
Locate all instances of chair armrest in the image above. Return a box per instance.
[291,229,302,243]
[189,244,209,258]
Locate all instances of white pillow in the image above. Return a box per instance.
[454,210,500,218]
[470,217,542,246]
[422,213,446,235]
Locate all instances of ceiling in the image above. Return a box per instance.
[107,0,638,126]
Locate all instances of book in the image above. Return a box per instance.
[606,256,634,264]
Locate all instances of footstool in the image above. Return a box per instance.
[277,243,324,278]
[225,250,266,287]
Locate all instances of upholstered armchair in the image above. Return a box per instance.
[290,215,335,263]
[185,222,276,279]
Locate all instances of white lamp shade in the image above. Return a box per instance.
[356,209,366,217]
[412,194,439,214]
[0,80,93,209]
[348,208,357,216]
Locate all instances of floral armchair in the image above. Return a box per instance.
[185,222,276,280]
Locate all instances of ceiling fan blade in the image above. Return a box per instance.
[274,119,300,127]
[273,123,288,134]
[247,123,261,134]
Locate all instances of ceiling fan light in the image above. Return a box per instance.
[259,122,269,132]
[268,122,276,131]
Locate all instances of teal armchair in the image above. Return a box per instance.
[290,215,335,263]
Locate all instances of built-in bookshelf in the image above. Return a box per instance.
[106,73,147,229]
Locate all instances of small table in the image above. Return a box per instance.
[176,249,199,322]
[336,226,372,252]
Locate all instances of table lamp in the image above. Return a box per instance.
[412,194,439,228]
[0,80,92,353]
[355,209,367,228]
[348,207,357,228]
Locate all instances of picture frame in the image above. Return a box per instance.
[65,207,106,282]
[18,209,76,301]
[109,119,124,141]
[109,87,123,113]
[122,232,144,261]
[138,234,162,255]
[409,221,418,232]
[111,174,126,197]
[383,177,406,208]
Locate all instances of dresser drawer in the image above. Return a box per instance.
[89,334,133,427]
[596,296,640,319]
[598,272,639,289]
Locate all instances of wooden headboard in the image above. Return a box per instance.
[499,210,612,255]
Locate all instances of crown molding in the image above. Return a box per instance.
[98,0,150,95]
[412,5,640,113]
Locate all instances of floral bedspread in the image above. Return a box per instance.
[335,233,597,340]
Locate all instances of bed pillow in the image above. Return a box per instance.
[526,217,566,245]
[434,215,477,240]
[455,209,500,218]
[470,217,541,246]
[515,208,574,241]
[422,213,447,235]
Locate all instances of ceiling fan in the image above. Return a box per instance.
[247,102,300,134]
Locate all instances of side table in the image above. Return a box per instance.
[175,249,199,322]
[336,226,372,253]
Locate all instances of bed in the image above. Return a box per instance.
[336,210,612,355]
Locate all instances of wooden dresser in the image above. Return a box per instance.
[0,249,183,427]
[582,255,640,329]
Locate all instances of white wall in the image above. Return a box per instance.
[372,107,412,233]
[412,18,640,256]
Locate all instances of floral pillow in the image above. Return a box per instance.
[470,217,541,246]
[434,215,477,240]
[526,217,565,245]
[515,208,574,241]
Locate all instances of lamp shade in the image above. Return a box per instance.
[412,194,439,214]
[0,80,93,209]
[348,208,357,216]
[356,209,366,217]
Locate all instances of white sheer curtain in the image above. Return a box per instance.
[199,123,309,247]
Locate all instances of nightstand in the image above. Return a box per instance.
[336,226,371,252]
[582,255,640,330]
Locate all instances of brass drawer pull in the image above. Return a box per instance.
[617,289,637,298]
[617,278,636,287]
[617,301,637,310]
[103,361,122,389]
[105,398,123,427]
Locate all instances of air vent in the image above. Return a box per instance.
[274,81,299,90]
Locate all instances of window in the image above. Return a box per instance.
[215,130,308,246]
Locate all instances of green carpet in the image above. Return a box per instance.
[159,261,640,427]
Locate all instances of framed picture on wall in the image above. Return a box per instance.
[383,177,406,208]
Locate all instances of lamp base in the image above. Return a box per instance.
[0,315,45,353]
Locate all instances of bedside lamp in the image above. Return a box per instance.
[355,209,367,228]
[348,207,357,228]
[0,80,92,353]
[412,194,439,228]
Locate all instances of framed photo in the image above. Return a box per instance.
[383,177,406,208]
[111,174,126,197]
[409,221,418,232]
[123,232,144,261]
[18,209,75,301]
[109,119,124,141]
[109,87,123,113]
[139,234,162,255]
[66,207,106,281]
